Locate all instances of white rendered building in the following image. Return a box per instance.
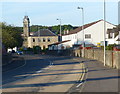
[62,20,119,48]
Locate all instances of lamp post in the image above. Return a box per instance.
[104,0,106,66]
[77,7,85,57]
[57,18,62,42]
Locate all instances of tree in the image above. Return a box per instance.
[1,22,23,49]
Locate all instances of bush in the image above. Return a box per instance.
[106,44,116,50]
[33,46,41,54]
[19,47,24,51]
[27,47,33,51]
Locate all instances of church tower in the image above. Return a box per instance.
[23,16,30,37]
[23,16,30,47]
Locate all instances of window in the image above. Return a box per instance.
[38,38,41,42]
[109,33,113,38]
[33,38,35,42]
[48,38,50,42]
[43,38,46,42]
[85,34,91,39]
[75,35,77,39]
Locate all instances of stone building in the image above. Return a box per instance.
[23,16,58,49]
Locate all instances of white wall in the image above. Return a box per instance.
[82,20,116,45]
[62,33,77,46]
[7,47,17,53]
[62,20,116,47]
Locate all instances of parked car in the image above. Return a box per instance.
[16,51,23,55]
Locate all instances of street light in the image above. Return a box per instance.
[104,0,106,66]
[57,18,62,42]
[77,7,85,57]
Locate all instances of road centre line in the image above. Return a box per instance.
[72,58,87,89]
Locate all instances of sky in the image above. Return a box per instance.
[0,0,119,27]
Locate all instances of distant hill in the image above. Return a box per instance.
[12,24,78,35]
[30,25,78,35]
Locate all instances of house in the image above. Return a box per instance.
[27,29,58,49]
[62,20,117,48]
[22,16,58,50]
[48,40,71,50]
[106,28,120,45]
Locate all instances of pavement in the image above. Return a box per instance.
[67,58,120,93]
[81,59,120,92]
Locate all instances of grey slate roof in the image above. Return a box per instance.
[31,29,57,36]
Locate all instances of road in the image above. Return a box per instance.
[2,54,85,92]
[2,54,119,93]
[2,54,50,85]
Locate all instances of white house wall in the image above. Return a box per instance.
[57,41,72,50]
[62,33,77,45]
[62,20,116,47]
[77,20,116,45]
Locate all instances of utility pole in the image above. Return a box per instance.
[78,7,85,57]
[57,18,62,42]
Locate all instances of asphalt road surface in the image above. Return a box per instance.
[2,54,119,93]
[2,54,85,92]
[2,54,53,85]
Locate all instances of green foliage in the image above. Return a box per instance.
[27,47,33,51]
[30,25,49,32]
[1,22,23,49]
[30,24,75,35]
[19,47,24,51]
[51,24,74,35]
[106,44,116,50]
[101,44,117,50]
[33,46,41,54]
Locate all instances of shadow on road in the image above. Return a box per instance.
[3,75,120,89]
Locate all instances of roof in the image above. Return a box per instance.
[107,28,118,34]
[116,38,120,41]
[63,20,102,36]
[49,40,71,46]
[31,29,57,37]
[63,19,115,36]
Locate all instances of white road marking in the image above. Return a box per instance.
[36,70,42,73]
[76,82,83,88]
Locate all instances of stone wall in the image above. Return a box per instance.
[46,49,120,69]
[113,51,120,69]
[75,49,120,69]
[46,49,74,56]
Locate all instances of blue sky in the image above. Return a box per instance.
[1,1,118,27]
